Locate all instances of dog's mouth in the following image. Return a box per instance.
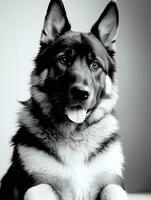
[65,105,91,124]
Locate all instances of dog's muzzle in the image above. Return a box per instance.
[65,84,92,123]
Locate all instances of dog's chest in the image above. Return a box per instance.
[55,143,101,200]
[19,116,120,200]
[19,143,103,200]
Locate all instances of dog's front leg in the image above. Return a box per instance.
[24,184,59,200]
[100,184,127,200]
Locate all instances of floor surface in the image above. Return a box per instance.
[128,194,151,200]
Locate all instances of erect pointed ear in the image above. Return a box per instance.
[40,0,71,44]
[91,1,119,53]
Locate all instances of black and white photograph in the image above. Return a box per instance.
[0,0,151,200]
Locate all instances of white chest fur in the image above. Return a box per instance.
[19,143,123,200]
[18,115,124,200]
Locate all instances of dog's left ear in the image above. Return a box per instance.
[40,0,71,44]
[91,1,119,53]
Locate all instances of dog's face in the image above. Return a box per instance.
[31,0,119,125]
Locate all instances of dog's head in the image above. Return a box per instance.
[31,0,119,126]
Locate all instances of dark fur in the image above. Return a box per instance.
[0,0,120,199]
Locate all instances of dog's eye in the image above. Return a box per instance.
[90,61,100,70]
[58,55,68,65]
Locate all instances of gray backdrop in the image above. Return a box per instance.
[0,0,150,193]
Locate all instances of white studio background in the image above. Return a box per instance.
[0,0,151,193]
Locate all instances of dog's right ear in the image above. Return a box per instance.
[40,0,71,45]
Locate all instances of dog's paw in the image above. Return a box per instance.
[24,184,58,200]
[101,184,128,200]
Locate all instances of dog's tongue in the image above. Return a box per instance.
[66,107,87,123]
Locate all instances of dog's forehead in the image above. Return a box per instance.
[55,32,108,60]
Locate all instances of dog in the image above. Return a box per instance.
[0,0,128,199]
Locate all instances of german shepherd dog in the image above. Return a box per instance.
[0,0,128,199]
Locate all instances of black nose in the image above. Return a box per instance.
[70,85,90,101]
